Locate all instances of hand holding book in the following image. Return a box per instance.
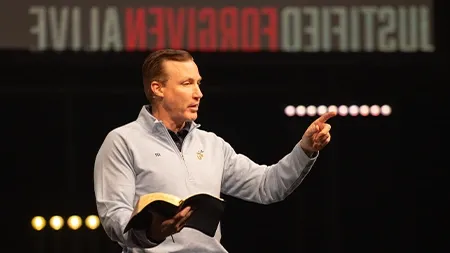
[124,192,226,242]
[147,206,193,242]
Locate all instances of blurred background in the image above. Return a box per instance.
[1,0,447,252]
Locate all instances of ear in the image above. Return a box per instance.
[150,80,164,98]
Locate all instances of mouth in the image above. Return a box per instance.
[188,104,199,108]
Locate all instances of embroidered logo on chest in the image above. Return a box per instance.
[196,150,204,160]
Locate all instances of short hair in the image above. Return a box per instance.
[142,49,193,102]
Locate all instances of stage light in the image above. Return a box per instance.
[296,105,306,116]
[328,105,338,113]
[306,105,316,116]
[317,105,327,115]
[349,105,359,116]
[85,215,100,230]
[284,104,392,117]
[370,105,380,116]
[338,105,348,116]
[381,105,392,116]
[31,216,46,231]
[67,215,82,230]
[359,105,369,116]
[49,216,64,230]
[284,105,295,117]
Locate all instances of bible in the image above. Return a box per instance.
[124,192,226,237]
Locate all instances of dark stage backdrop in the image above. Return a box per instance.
[1,3,448,253]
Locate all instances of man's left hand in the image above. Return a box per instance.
[300,111,337,155]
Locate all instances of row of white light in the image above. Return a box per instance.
[31,215,100,231]
[285,105,392,117]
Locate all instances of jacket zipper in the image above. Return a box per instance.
[162,125,198,165]
[163,126,197,182]
[162,129,186,164]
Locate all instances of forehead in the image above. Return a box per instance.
[163,60,200,80]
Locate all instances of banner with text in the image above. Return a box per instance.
[0,0,434,52]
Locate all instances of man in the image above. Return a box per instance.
[93,49,336,253]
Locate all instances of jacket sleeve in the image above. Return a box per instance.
[93,130,161,248]
[220,139,318,204]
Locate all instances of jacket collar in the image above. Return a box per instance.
[136,105,200,133]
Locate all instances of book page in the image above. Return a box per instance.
[133,192,183,214]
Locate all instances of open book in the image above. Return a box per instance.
[124,192,226,237]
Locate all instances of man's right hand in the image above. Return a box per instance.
[147,206,193,242]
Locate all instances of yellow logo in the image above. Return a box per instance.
[196,150,204,160]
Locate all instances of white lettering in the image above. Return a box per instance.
[419,6,434,52]
[398,6,418,52]
[48,6,69,51]
[102,7,123,51]
[89,7,100,51]
[279,5,434,52]
[71,7,81,51]
[321,7,331,51]
[378,6,396,52]
[303,7,320,52]
[332,7,348,52]
[349,7,360,51]
[29,6,85,51]
[361,7,377,52]
[280,7,302,52]
[29,6,47,51]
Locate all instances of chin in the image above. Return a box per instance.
[184,111,198,121]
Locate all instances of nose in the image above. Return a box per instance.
[193,85,203,100]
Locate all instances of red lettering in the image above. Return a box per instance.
[125,8,146,51]
[187,8,196,51]
[198,8,217,52]
[241,8,261,52]
[166,8,185,49]
[148,7,164,50]
[219,7,238,51]
[125,7,277,52]
[261,7,278,52]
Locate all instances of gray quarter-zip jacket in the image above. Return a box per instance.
[93,105,318,253]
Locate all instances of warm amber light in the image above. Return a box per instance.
[67,215,82,230]
[31,216,46,231]
[49,216,64,230]
[85,215,100,230]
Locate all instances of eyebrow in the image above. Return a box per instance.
[182,77,202,82]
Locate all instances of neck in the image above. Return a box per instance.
[151,105,185,132]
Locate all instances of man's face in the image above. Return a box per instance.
[156,60,203,123]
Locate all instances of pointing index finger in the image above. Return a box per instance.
[315,111,337,123]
